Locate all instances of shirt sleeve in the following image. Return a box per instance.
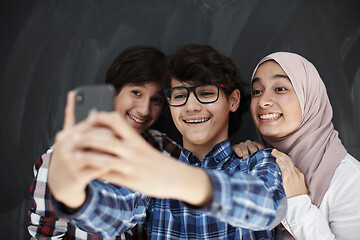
[281,195,335,239]
[27,148,69,239]
[281,156,360,240]
[199,148,287,231]
[51,180,149,239]
[28,148,116,240]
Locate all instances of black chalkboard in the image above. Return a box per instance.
[1,0,359,238]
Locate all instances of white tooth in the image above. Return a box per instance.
[185,118,209,123]
[260,113,281,120]
[129,114,145,123]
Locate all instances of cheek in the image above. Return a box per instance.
[170,108,181,125]
[284,96,301,116]
[152,105,163,120]
[250,99,258,118]
[292,104,302,127]
[283,96,302,127]
[114,96,124,112]
[114,94,132,113]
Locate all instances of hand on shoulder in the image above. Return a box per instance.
[272,149,308,198]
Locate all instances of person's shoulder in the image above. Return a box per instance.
[246,148,276,168]
[146,129,176,144]
[248,148,274,160]
[145,129,181,152]
[333,154,360,181]
[146,129,166,137]
[327,154,360,201]
[343,154,360,171]
[37,146,54,166]
[328,154,360,190]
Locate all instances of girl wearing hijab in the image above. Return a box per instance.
[250,52,360,239]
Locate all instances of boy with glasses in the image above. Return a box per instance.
[47,44,286,239]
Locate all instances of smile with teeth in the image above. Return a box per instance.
[259,113,282,120]
[128,113,147,124]
[183,118,210,124]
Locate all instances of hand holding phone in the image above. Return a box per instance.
[74,84,115,123]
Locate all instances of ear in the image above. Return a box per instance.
[228,89,240,112]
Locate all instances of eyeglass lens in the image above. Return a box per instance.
[168,84,219,106]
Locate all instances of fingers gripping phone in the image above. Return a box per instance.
[74,84,115,123]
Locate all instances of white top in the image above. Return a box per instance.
[280,154,360,240]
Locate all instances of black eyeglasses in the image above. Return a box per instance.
[164,83,226,107]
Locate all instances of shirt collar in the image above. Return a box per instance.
[180,139,233,164]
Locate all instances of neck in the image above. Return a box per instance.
[183,136,228,161]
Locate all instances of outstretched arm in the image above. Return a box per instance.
[51,111,213,207]
[51,112,285,236]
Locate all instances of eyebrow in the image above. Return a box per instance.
[273,74,290,80]
[251,74,290,85]
[129,83,165,96]
[129,83,146,88]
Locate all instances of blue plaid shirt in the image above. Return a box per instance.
[52,139,286,239]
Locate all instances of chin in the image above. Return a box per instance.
[260,131,283,139]
[257,128,276,138]
[185,135,208,145]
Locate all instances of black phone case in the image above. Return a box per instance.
[74,84,115,123]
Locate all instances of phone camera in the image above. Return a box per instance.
[76,92,84,104]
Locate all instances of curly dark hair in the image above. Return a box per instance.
[106,45,165,94]
[163,44,249,136]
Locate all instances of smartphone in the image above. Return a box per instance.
[74,84,115,123]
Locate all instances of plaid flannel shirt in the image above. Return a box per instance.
[51,140,286,239]
[28,129,181,239]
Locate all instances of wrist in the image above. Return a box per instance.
[54,189,87,211]
[176,165,213,207]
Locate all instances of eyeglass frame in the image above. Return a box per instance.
[164,83,226,107]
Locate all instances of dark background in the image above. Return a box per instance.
[0,0,359,239]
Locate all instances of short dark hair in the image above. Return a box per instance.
[163,44,249,136]
[106,45,166,94]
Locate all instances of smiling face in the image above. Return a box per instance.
[114,81,164,133]
[250,60,302,139]
[169,78,239,154]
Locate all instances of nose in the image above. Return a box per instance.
[184,92,202,112]
[258,92,273,108]
[137,97,151,116]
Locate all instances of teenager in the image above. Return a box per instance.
[28,45,179,240]
[250,52,360,239]
[47,44,287,239]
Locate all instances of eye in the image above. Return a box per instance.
[275,87,286,92]
[173,93,186,99]
[132,90,141,96]
[252,89,262,96]
[199,91,216,98]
